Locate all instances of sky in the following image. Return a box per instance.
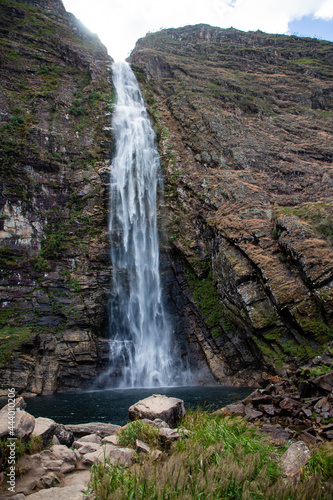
[62,0,333,61]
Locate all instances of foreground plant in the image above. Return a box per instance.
[88,409,333,499]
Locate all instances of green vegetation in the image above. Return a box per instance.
[185,264,236,336]
[88,409,333,499]
[0,435,44,474]
[117,420,160,449]
[0,327,34,365]
[301,363,333,380]
[275,203,333,242]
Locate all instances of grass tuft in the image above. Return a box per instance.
[88,409,333,499]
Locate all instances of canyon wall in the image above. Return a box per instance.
[1,6,333,392]
[0,0,113,394]
[129,25,333,384]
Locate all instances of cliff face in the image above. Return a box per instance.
[2,13,333,393]
[0,0,113,394]
[129,25,333,384]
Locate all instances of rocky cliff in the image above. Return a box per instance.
[1,11,333,393]
[129,25,333,384]
[0,0,113,394]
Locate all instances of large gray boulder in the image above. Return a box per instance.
[0,396,29,438]
[32,417,57,445]
[280,441,311,481]
[128,394,186,427]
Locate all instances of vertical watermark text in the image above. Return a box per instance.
[7,388,16,493]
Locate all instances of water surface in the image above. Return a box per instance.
[23,386,253,426]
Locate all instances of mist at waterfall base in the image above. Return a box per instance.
[23,386,253,426]
[100,61,191,389]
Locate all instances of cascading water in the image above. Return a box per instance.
[105,61,190,388]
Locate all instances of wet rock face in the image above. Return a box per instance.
[130,25,333,381]
[0,1,113,392]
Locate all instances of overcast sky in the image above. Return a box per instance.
[62,0,333,61]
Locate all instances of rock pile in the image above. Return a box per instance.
[0,394,189,498]
[218,352,333,443]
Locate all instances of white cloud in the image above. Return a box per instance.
[62,0,332,60]
[314,0,333,19]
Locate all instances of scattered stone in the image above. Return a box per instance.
[81,444,134,467]
[298,431,319,447]
[151,449,163,461]
[129,394,186,427]
[142,418,170,428]
[158,427,181,444]
[313,372,333,393]
[279,398,301,412]
[136,439,150,453]
[60,462,76,474]
[259,424,292,446]
[38,472,60,489]
[41,459,63,472]
[244,408,263,421]
[215,403,245,417]
[75,433,101,445]
[76,442,102,455]
[107,446,134,466]
[102,434,119,445]
[280,441,311,480]
[259,404,277,416]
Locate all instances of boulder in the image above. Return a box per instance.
[244,407,263,421]
[65,422,120,438]
[215,403,245,417]
[82,444,134,467]
[158,427,190,444]
[60,462,76,474]
[102,434,119,445]
[142,418,170,428]
[33,417,57,445]
[259,424,292,446]
[280,441,311,480]
[50,444,76,462]
[128,394,186,427]
[15,410,36,439]
[136,439,150,453]
[76,442,102,455]
[313,372,333,393]
[24,483,87,499]
[151,449,163,461]
[54,424,74,447]
[0,399,34,438]
[40,459,63,473]
[75,433,101,445]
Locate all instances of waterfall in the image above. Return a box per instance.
[105,61,189,388]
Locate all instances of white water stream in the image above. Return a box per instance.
[105,61,189,388]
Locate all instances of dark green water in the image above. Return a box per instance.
[21,386,253,426]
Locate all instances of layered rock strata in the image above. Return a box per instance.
[129,25,333,383]
[0,0,112,393]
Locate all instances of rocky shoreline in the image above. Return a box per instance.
[0,367,332,498]
[219,348,333,444]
